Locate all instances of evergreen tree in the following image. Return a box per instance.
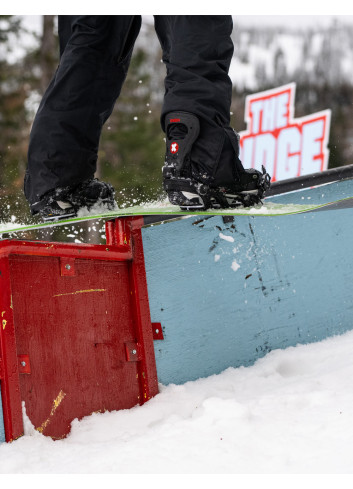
[0,15,29,221]
[0,15,59,223]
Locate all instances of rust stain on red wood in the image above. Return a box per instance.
[37,390,66,434]
[53,289,106,298]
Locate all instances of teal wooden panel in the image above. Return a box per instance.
[0,389,5,443]
[268,178,353,206]
[143,179,353,385]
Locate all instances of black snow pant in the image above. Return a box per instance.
[25,15,244,205]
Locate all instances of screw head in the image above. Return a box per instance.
[21,361,26,367]
[155,329,159,334]
[132,349,137,355]
[65,264,71,270]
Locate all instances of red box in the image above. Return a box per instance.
[0,217,158,441]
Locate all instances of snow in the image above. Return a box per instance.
[0,222,28,234]
[276,34,303,74]
[219,232,235,243]
[2,330,353,474]
[231,259,241,272]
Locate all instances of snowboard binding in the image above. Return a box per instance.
[164,166,271,210]
[31,178,117,221]
[209,165,272,209]
[163,111,271,211]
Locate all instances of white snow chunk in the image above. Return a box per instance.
[219,232,234,243]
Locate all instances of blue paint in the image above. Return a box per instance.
[0,389,5,443]
[267,178,353,206]
[143,179,353,385]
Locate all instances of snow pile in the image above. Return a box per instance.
[0,214,29,235]
[0,222,28,234]
[2,330,353,473]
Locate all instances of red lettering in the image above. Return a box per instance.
[239,83,331,181]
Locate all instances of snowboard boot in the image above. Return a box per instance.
[163,111,205,209]
[30,178,116,221]
[162,111,271,210]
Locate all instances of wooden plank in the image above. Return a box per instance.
[0,255,23,441]
[10,254,142,439]
[142,179,353,385]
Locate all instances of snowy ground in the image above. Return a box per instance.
[2,331,353,477]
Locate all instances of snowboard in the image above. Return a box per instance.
[1,196,353,236]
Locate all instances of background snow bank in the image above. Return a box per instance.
[2,330,353,474]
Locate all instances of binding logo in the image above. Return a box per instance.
[239,83,331,181]
[170,142,179,154]
[170,118,181,123]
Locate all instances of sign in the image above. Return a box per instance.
[239,83,331,181]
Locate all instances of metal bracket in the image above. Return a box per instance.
[60,258,76,277]
[124,342,142,362]
[18,354,31,374]
[152,322,164,340]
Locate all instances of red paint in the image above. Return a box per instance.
[106,218,159,403]
[105,218,131,248]
[239,84,330,181]
[60,257,76,276]
[152,323,164,340]
[170,142,179,154]
[0,217,159,441]
[170,118,180,123]
[17,355,31,375]
[0,255,23,442]
[0,240,132,262]
[124,342,142,362]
